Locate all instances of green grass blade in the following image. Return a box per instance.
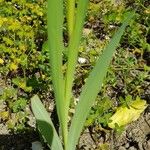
[31,95,63,150]
[48,0,68,145]
[67,13,134,150]
[65,0,89,118]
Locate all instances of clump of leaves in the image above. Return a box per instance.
[31,0,135,150]
[0,1,50,132]
[0,0,48,78]
[85,97,113,127]
[12,77,32,92]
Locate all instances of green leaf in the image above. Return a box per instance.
[31,95,63,150]
[108,97,147,128]
[64,0,89,125]
[67,13,135,150]
[42,40,48,53]
[12,77,32,92]
[47,0,67,145]
[12,98,27,113]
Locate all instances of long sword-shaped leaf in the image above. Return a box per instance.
[31,95,63,150]
[48,0,67,145]
[67,13,134,150]
[64,0,89,121]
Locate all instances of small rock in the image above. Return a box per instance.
[0,101,7,111]
[147,140,150,149]
[105,35,110,40]
[27,115,36,128]
[79,129,96,149]
[32,141,43,150]
[0,87,4,95]
[83,28,92,36]
[0,124,9,134]
[118,146,126,150]
[78,57,87,64]
[125,143,129,148]
[109,25,116,29]
[128,146,137,150]
[143,139,150,150]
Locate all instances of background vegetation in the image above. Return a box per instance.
[0,0,149,140]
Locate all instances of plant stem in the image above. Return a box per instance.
[66,0,75,39]
[48,0,68,147]
[64,0,89,140]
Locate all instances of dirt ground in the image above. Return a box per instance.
[0,105,150,150]
[0,78,150,149]
[78,106,150,150]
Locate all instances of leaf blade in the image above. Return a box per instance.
[47,0,67,145]
[31,95,63,150]
[65,0,89,121]
[67,13,134,150]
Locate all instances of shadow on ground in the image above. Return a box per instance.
[0,130,39,150]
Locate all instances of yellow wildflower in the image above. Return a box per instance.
[0,58,4,64]
[10,63,18,71]
[0,111,9,120]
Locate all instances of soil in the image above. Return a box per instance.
[78,106,150,150]
[0,1,150,149]
[0,130,38,150]
[0,105,150,150]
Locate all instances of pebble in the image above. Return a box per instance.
[118,146,126,150]
[0,124,9,134]
[32,141,43,150]
[125,143,129,148]
[147,140,150,149]
[78,57,87,64]
[0,101,7,111]
[128,146,137,150]
[143,139,150,150]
